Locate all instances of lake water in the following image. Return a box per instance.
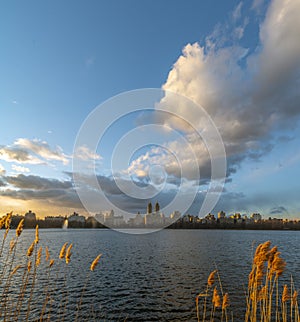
[1,228,300,321]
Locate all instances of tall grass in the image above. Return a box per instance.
[196,241,299,322]
[0,212,102,321]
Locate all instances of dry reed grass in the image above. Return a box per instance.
[0,212,103,321]
[196,241,299,322]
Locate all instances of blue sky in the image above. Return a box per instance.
[1,0,300,219]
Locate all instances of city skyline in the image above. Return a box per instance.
[1,0,300,218]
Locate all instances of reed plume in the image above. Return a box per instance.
[5,211,12,229]
[49,259,54,268]
[10,239,16,252]
[90,254,102,271]
[292,290,298,306]
[271,251,286,278]
[207,270,217,287]
[36,247,42,267]
[27,260,32,272]
[16,218,24,237]
[258,285,267,301]
[45,246,50,262]
[59,242,68,259]
[27,242,35,257]
[65,244,73,264]
[11,264,22,276]
[282,285,289,303]
[35,225,39,244]
[0,216,6,229]
[212,287,221,308]
[222,293,230,310]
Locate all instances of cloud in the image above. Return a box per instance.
[232,2,243,22]
[270,206,288,215]
[0,138,69,165]
[74,145,102,161]
[127,0,300,186]
[0,164,5,175]
[125,135,216,183]
[15,138,69,164]
[0,146,43,164]
[0,173,83,209]
[11,165,30,173]
[67,171,163,214]
[252,0,268,13]
[4,174,72,190]
[210,187,300,218]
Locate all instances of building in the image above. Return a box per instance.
[113,215,126,227]
[68,212,85,228]
[11,215,24,228]
[145,212,165,226]
[251,213,262,222]
[133,212,144,227]
[86,216,100,228]
[205,213,216,222]
[218,211,226,219]
[170,211,181,221]
[24,210,37,228]
[44,216,65,228]
[95,210,125,227]
[25,210,36,221]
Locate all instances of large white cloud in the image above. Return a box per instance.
[127,0,300,183]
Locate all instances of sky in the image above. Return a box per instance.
[1,0,300,219]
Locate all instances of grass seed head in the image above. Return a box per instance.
[271,251,286,278]
[10,239,16,252]
[90,254,102,271]
[36,246,42,267]
[65,244,73,264]
[267,246,278,268]
[59,242,68,259]
[207,270,217,287]
[212,287,221,308]
[0,216,6,229]
[49,259,55,268]
[11,264,22,276]
[222,293,230,310]
[292,290,298,306]
[256,263,265,287]
[35,225,39,244]
[258,285,267,301]
[27,241,35,257]
[248,268,255,288]
[282,285,290,303]
[254,241,271,265]
[16,219,24,237]
[5,211,13,229]
[45,246,50,261]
